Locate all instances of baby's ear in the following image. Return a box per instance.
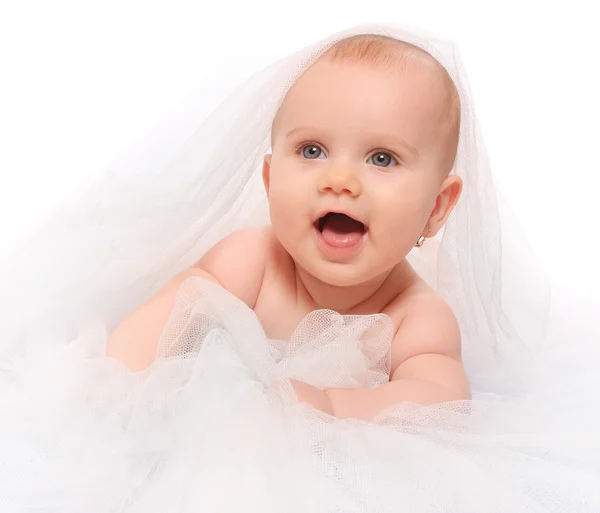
[262,154,272,196]
[427,175,463,235]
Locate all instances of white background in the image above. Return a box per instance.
[1,0,598,305]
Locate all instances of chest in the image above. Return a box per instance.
[254,278,417,375]
[253,275,316,341]
[253,264,410,346]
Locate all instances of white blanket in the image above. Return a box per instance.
[1,277,599,513]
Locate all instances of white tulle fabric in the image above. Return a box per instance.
[0,23,599,512]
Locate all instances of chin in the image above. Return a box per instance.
[299,259,376,288]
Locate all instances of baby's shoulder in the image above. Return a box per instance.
[381,272,435,322]
[196,225,274,262]
[386,280,462,369]
[388,278,459,334]
[190,225,276,308]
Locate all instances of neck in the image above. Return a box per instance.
[294,260,414,315]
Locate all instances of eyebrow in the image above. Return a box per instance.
[369,132,420,159]
[284,126,420,158]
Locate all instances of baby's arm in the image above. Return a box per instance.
[106,227,269,372]
[293,298,470,421]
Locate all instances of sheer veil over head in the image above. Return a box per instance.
[0,23,550,395]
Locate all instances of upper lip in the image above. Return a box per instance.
[313,208,368,230]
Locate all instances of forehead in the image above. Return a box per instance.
[272,56,452,149]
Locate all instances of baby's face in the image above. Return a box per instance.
[264,56,458,287]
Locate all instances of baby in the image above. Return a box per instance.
[107,34,471,421]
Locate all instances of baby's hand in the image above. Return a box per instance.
[290,379,333,416]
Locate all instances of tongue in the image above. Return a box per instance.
[321,214,364,248]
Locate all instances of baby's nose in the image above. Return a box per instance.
[317,165,362,197]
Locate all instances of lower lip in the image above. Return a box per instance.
[314,226,367,258]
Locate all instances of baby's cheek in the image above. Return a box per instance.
[373,203,423,252]
[270,180,305,214]
[383,192,426,224]
[269,191,302,233]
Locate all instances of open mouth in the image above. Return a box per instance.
[314,212,367,248]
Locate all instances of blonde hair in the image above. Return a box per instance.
[325,34,430,69]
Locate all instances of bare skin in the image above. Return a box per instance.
[107,38,471,421]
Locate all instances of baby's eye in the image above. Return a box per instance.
[301,144,325,160]
[368,151,397,167]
